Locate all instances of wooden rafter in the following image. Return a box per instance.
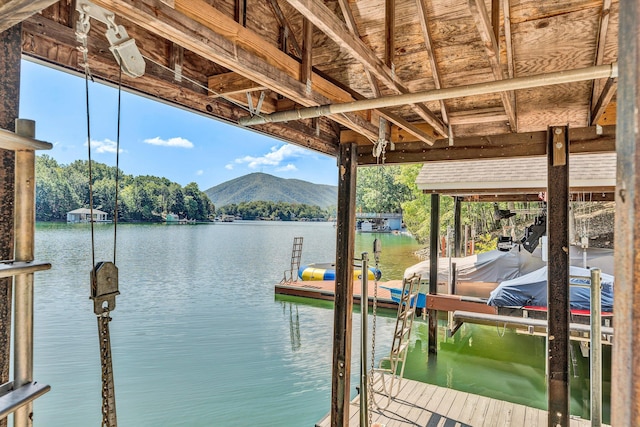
[415,0,449,125]
[590,0,613,117]
[336,0,436,145]
[286,0,449,138]
[22,14,338,154]
[268,0,302,57]
[468,0,517,132]
[385,0,394,70]
[448,107,508,125]
[591,77,617,125]
[502,0,517,115]
[208,72,266,97]
[91,0,379,141]
[0,0,58,32]
[169,42,183,82]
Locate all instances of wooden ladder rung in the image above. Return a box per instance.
[0,382,51,418]
[0,261,52,279]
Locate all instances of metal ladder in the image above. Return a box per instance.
[282,237,303,283]
[372,273,421,406]
[0,122,52,426]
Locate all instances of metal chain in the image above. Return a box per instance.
[367,255,380,427]
[98,311,117,427]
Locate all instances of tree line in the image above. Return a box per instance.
[216,201,329,221]
[356,164,541,244]
[35,155,214,222]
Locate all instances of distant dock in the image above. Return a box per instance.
[275,279,400,309]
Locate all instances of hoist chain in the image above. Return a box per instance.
[367,251,380,427]
[98,312,117,427]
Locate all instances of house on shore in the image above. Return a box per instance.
[66,208,109,223]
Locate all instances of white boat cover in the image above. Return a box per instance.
[487,265,614,311]
[403,245,614,284]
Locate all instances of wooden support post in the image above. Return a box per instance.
[235,0,246,26]
[547,125,570,427]
[612,1,640,424]
[0,23,20,427]
[331,143,357,427]
[301,18,313,94]
[428,193,440,354]
[453,196,462,257]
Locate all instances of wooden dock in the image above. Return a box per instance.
[275,279,401,309]
[315,375,606,427]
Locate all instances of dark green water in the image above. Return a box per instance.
[30,222,609,426]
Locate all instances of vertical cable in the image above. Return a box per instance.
[113,66,122,264]
[85,67,96,271]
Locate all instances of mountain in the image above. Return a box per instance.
[204,173,337,209]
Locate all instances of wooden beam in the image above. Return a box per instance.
[300,18,312,93]
[415,0,449,125]
[590,0,612,109]
[268,0,302,57]
[468,0,517,132]
[336,0,380,98]
[235,0,246,26]
[91,0,379,141]
[547,125,570,427]
[0,0,58,33]
[491,0,499,44]
[169,42,184,82]
[285,0,448,137]
[448,107,508,125]
[208,72,266,97]
[591,77,617,125]
[331,143,357,427]
[502,0,517,114]
[385,0,394,70]
[22,15,339,155]
[354,125,616,164]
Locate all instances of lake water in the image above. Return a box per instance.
[30,222,609,426]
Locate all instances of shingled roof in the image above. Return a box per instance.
[415,152,616,200]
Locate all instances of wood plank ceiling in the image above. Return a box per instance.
[4,0,619,164]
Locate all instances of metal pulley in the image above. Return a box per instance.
[90,261,119,315]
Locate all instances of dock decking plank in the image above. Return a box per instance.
[315,377,607,427]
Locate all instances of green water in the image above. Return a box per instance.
[30,222,608,426]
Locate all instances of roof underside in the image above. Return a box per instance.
[3,0,619,165]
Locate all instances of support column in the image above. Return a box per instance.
[547,125,570,427]
[612,0,640,424]
[428,193,439,354]
[453,197,462,257]
[331,143,357,427]
[0,23,20,427]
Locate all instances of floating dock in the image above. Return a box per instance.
[315,375,607,427]
[275,280,400,309]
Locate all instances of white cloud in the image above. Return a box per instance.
[276,164,297,172]
[86,138,124,154]
[196,170,204,176]
[225,164,234,170]
[233,144,308,169]
[143,136,194,148]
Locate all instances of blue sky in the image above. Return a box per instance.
[19,59,339,190]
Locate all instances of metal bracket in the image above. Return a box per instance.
[90,261,120,315]
[75,0,145,78]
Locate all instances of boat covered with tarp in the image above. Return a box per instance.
[487,265,614,311]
